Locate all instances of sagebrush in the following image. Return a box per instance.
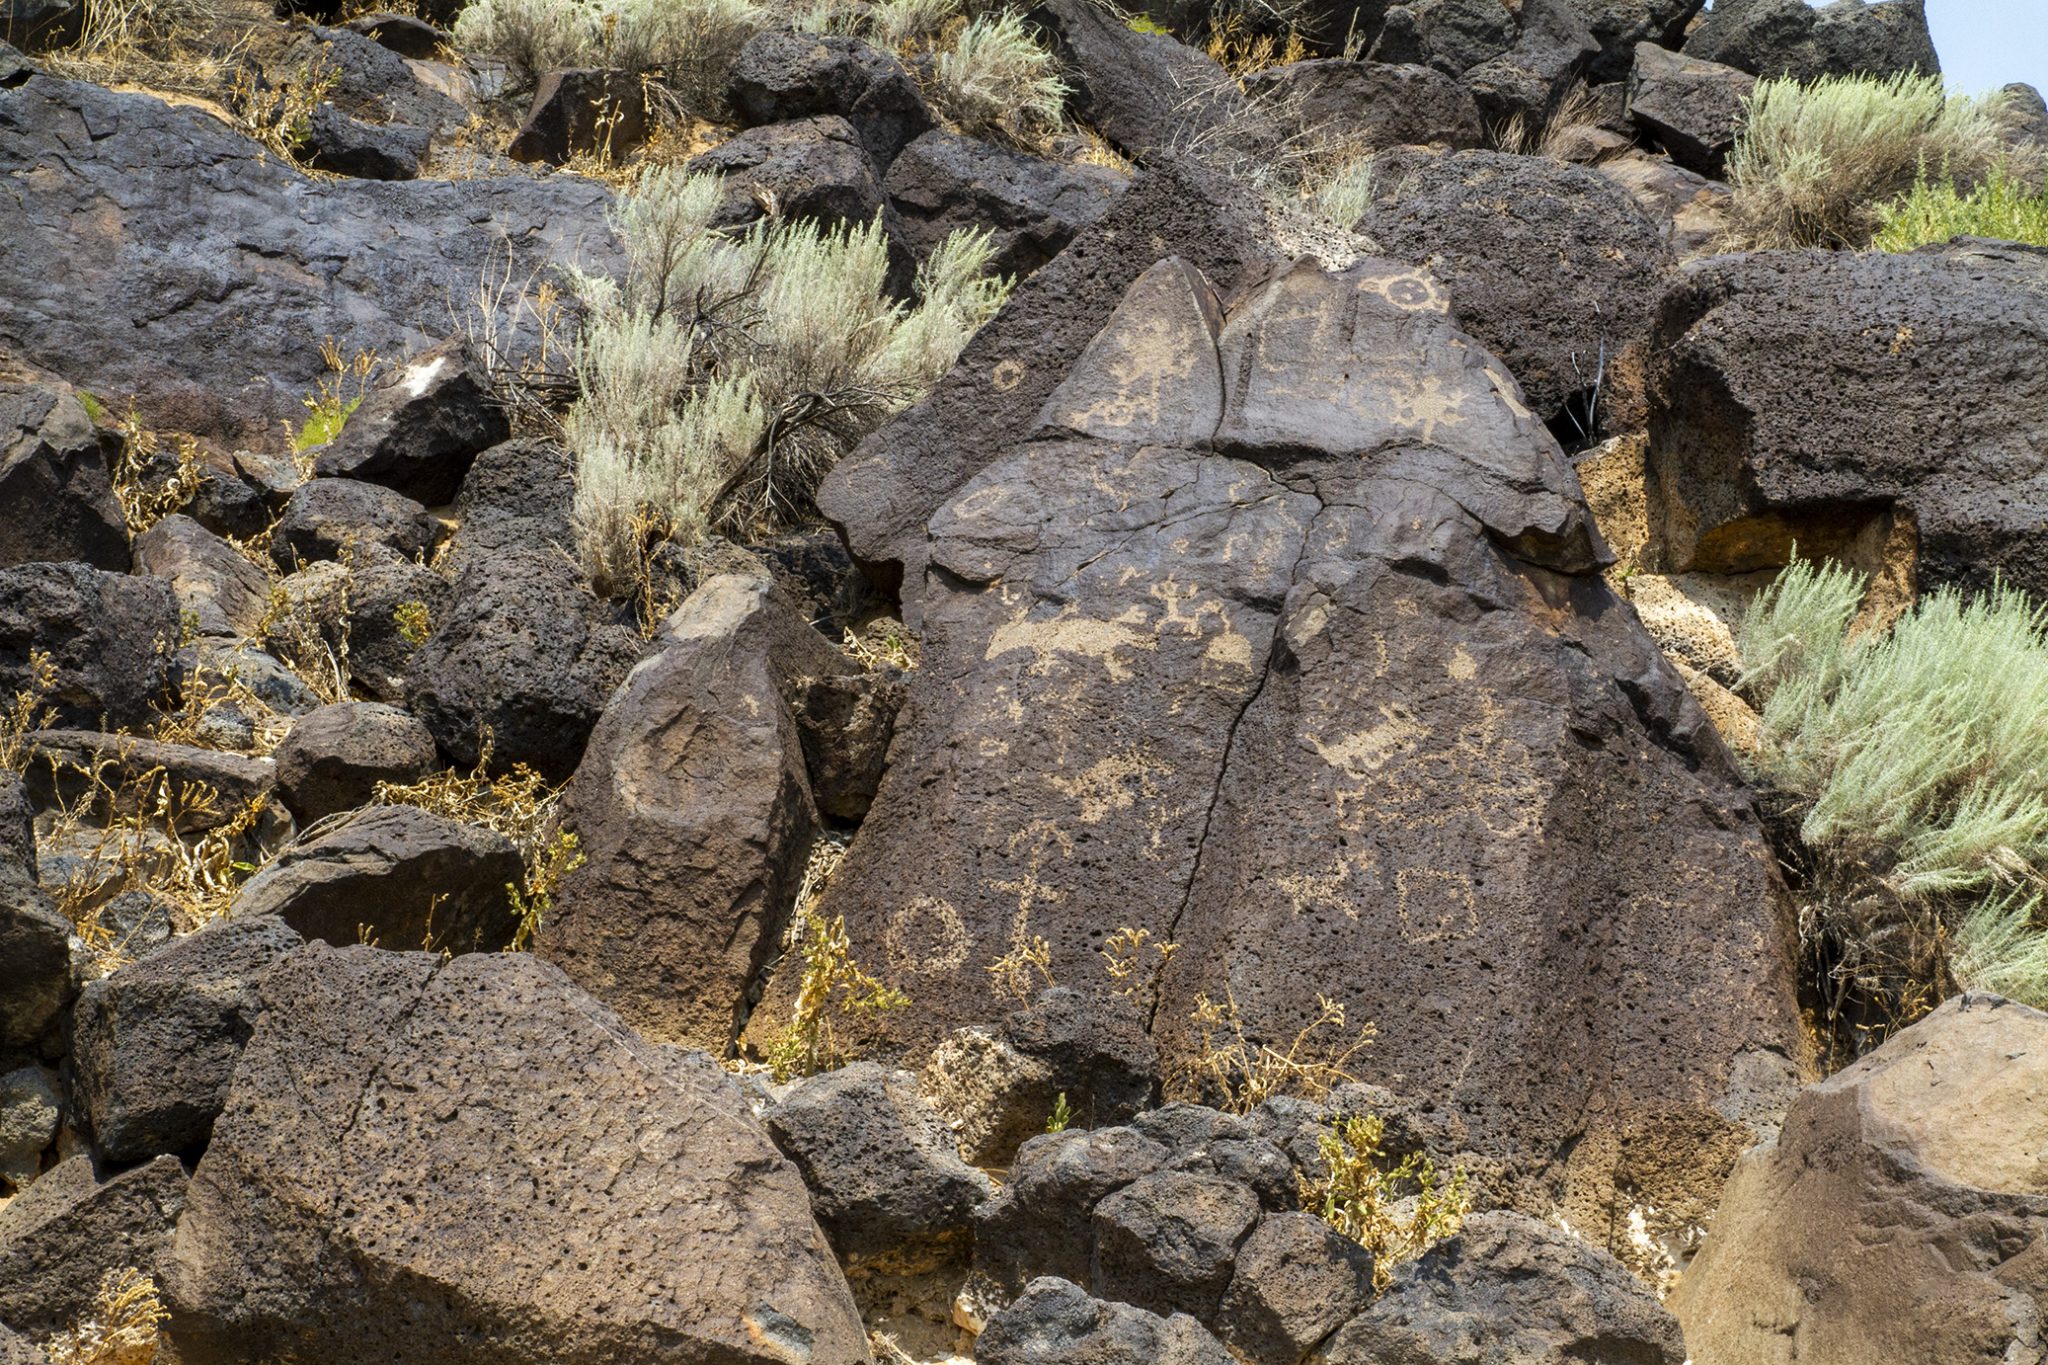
[1726,73,2017,248]
[454,0,764,112]
[564,168,1010,595]
[1738,558,2048,1028]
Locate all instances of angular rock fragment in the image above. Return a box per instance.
[0,384,127,571]
[163,946,867,1365]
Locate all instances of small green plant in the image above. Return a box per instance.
[292,338,378,455]
[393,599,432,647]
[764,905,910,1082]
[1874,163,2048,251]
[1125,13,1169,35]
[1301,1113,1471,1291]
[1045,1091,1073,1134]
[77,390,109,425]
[1738,558,2048,1033]
[1727,73,2020,248]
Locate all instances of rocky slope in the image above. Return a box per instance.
[1,0,2045,1361]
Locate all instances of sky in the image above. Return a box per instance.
[1917,0,2048,96]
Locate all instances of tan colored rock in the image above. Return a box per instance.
[1674,993,2048,1365]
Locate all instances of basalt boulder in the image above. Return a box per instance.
[162,946,869,1365]
[0,563,178,731]
[311,343,508,506]
[1322,1212,1687,1363]
[1574,0,1705,82]
[1673,994,2048,1365]
[1684,0,1938,83]
[1356,148,1675,432]
[0,384,127,571]
[133,514,273,640]
[688,115,891,236]
[1626,41,1756,177]
[885,129,1128,281]
[977,1277,1235,1365]
[0,1153,187,1337]
[1366,0,1598,125]
[538,572,857,1049]
[1642,244,2048,597]
[1242,59,1485,151]
[816,161,1281,601]
[0,69,614,449]
[785,253,1807,1250]
[728,30,932,171]
[70,915,302,1162]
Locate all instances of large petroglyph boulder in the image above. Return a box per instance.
[764,254,1807,1242]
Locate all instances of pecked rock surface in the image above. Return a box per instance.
[780,252,1807,1243]
[1672,994,2048,1365]
[0,67,615,448]
[164,945,869,1365]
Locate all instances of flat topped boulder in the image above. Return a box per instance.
[165,946,868,1365]
[761,253,1805,1250]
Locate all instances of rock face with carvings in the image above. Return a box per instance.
[756,254,1809,1240]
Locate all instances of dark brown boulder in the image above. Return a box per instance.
[0,562,178,730]
[1092,1170,1262,1321]
[1215,1211,1376,1365]
[1367,0,1598,126]
[538,572,855,1049]
[782,253,1806,1250]
[405,542,647,782]
[1684,0,1938,83]
[1242,59,1486,151]
[271,701,438,822]
[311,342,508,505]
[134,514,272,640]
[0,1153,187,1337]
[269,477,437,571]
[885,129,1127,281]
[1642,244,2048,597]
[1575,0,1705,82]
[1026,0,1271,162]
[1673,995,2048,1365]
[0,70,613,452]
[231,804,521,953]
[338,11,446,58]
[1597,149,1734,259]
[1626,41,1756,177]
[978,1277,1235,1365]
[0,384,127,571]
[1357,148,1675,432]
[163,946,867,1365]
[506,68,651,166]
[764,1062,993,1274]
[297,104,430,181]
[686,114,892,236]
[0,781,69,1052]
[728,30,932,171]
[1322,1211,1687,1363]
[71,915,302,1162]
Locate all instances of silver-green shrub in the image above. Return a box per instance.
[1739,559,2048,1010]
[564,169,1011,596]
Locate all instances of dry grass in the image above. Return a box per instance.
[103,403,205,537]
[1202,11,1305,77]
[42,1268,166,1365]
[257,567,353,707]
[987,932,1055,1004]
[1171,988,1373,1114]
[1,650,59,776]
[1099,923,1175,999]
